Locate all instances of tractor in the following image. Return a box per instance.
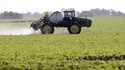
[30,9,92,34]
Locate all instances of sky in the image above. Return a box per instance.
[0,0,125,13]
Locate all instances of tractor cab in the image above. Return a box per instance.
[63,10,75,17]
[63,10,75,21]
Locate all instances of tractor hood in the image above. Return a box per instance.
[75,17,92,27]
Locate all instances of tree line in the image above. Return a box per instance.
[0,8,125,19]
[0,11,23,19]
[78,8,125,17]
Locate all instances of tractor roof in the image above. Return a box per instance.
[63,10,75,12]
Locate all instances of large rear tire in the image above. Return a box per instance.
[40,24,54,34]
[68,24,81,34]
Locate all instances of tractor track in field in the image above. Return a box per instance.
[64,54,125,61]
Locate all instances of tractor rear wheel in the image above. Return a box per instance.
[40,24,54,34]
[68,24,81,34]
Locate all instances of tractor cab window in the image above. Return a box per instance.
[64,13,71,17]
[64,11,75,17]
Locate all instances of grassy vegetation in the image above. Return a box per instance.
[0,16,125,70]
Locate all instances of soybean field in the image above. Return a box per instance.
[0,16,125,70]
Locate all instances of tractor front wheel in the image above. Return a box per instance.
[40,24,54,34]
[68,24,81,34]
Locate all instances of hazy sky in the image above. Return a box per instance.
[0,0,125,13]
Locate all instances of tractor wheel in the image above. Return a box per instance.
[40,24,54,34]
[68,24,81,34]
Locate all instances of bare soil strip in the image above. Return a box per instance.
[65,54,125,61]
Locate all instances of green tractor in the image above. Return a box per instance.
[31,9,92,34]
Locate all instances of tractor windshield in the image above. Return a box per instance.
[64,10,75,17]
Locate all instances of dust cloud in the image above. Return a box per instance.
[0,24,68,35]
[0,23,35,35]
[0,27,34,35]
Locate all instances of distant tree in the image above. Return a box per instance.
[42,11,50,16]
[78,8,125,17]
[33,12,42,18]
[117,11,125,16]
[0,11,23,19]
[76,11,80,17]
[79,11,93,17]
